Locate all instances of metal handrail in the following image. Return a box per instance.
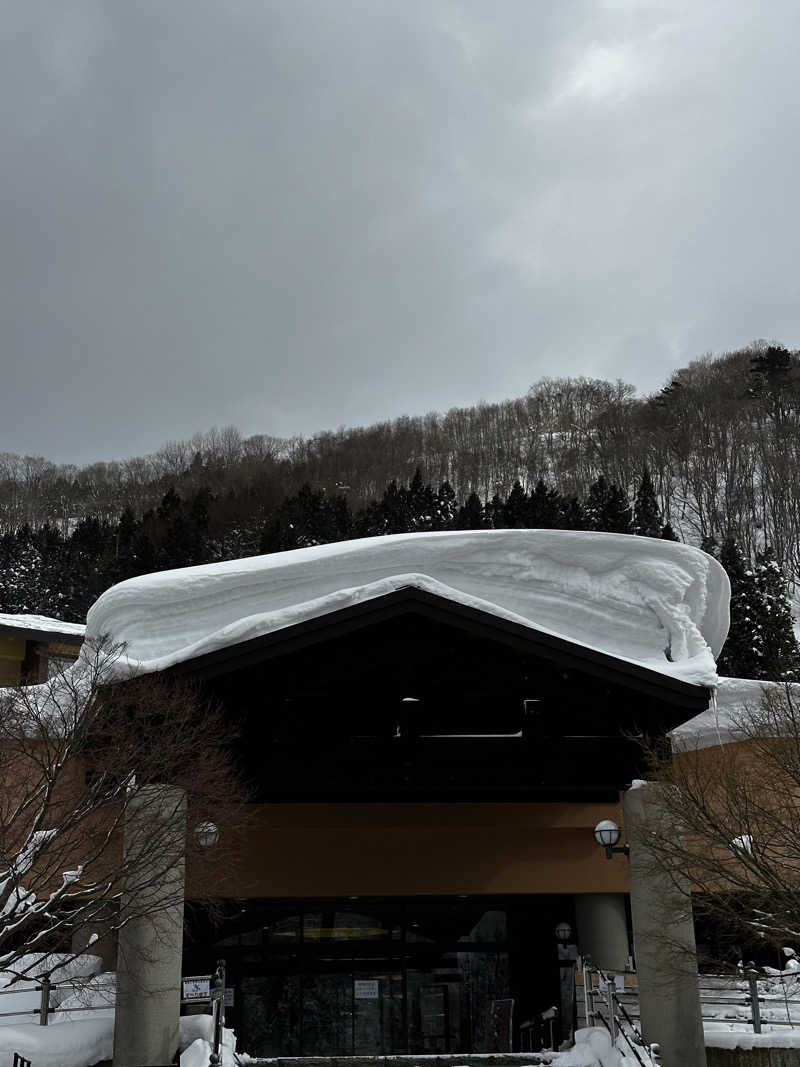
[580,963,800,1035]
[0,971,113,1026]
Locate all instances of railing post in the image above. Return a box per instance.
[583,963,595,1027]
[747,969,762,1033]
[38,974,50,1026]
[606,978,617,1042]
[209,957,225,1066]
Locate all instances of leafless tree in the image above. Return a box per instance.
[0,640,248,984]
[640,684,800,964]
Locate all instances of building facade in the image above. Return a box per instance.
[172,586,711,1055]
[0,612,84,685]
[20,529,724,1059]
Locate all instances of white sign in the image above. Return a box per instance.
[182,975,212,1002]
[225,987,235,1007]
[354,979,379,1000]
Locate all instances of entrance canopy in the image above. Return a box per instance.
[85,529,729,688]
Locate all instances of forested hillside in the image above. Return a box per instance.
[2,341,799,680]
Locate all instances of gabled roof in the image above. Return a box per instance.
[0,612,85,645]
[85,529,728,690]
[164,584,711,714]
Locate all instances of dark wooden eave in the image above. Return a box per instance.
[0,623,83,647]
[162,585,711,717]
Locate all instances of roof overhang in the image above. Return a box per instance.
[163,584,711,715]
[0,623,83,647]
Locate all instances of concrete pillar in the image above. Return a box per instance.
[624,784,706,1067]
[113,785,186,1067]
[574,893,630,970]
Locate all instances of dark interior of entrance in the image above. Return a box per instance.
[185,895,574,1058]
[196,607,682,804]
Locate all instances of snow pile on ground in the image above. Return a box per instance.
[0,952,103,1026]
[51,971,115,1021]
[0,1017,112,1067]
[0,953,112,1065]
[555,1025,653,1066]
[179,1012,237,1066]
[705,1026,800,1049]
[672,676,800,749]
[85,530,728,687]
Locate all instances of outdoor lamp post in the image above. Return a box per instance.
[593,819,629,860]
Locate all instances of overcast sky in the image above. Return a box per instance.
[2,1,799,464]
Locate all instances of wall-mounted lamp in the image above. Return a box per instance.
[195,821,220,849]
[593,819,629,860]
[554,921,573,943]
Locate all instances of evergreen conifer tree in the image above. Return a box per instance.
[754,546,800,680]
[633,468,662,537]
[502,481,529,528]
[407,469,436,530]
[2,525,45,615]
[455,492,487,529]
[262,484,354,551]
[63,516,113,619]
[561,496,587,530]
[35,523,67,618]
[584,476,633,534]
[485,493,505,529]
[376,480,412,534]
[716,538,765,679]
[528,480,563,528]
[106,506,140,586]
[433,481,457,530]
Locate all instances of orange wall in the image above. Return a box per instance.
[207,800,629,899]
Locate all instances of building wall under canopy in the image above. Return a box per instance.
[192,801,628,899]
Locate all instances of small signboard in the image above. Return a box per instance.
[182,975,212,1003]
[354,979,380,1000]
[224,987,235,1007]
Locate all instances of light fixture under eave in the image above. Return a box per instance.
[593,819,629,860]
[555,921,572,943]
[196,821,220,849]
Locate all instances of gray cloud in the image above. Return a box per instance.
[1,0,798,463]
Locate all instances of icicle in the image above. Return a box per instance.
[710,684,724,748]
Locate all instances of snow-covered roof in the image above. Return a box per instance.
[672,676,800,749]
[0,613,85,641]
[85,530,728,687]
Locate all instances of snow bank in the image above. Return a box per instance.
[51,971,115,1021]
[85,530,728,687]
[673,676,800,749]
[0,953,103,1027]
[0,1017,112,1067]
[179,1013,237,1066]
[705,1024,800,1048]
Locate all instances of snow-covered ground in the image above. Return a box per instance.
[85,529,729,687]
[0,1006,238,1067]
[0,952,103,1026]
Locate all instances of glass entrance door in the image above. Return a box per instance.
[201,896,566,1058]
[301,968,404,1056]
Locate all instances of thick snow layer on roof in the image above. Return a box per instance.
[0,612,85,638]
[85,530,728,687]
[673,676,800,749]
